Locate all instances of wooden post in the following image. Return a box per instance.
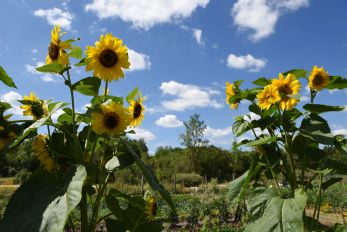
[141,174,144,196]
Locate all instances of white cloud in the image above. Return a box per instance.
[0,91,23,115]
[204,126,233,138]
[192,29,204,45]
[128,128,156,142]
[85,0,209,30]
[227,54,266,72]
[160,81,223,111]
[33,7,73,30]
[155,115,183,128]
[332,129,347,136]
[25,62,57,82]
[31,49,38,54]
[128,49,151,71]
[243,112,261,122]
[232,0,309,41]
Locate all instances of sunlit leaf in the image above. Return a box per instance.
[0,66,17,88]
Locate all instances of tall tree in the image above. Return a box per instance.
[179,113,208,148]
[179,113,208,173]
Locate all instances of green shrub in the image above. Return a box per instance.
[176,173,203,187]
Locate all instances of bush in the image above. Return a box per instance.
[176,173,203,187]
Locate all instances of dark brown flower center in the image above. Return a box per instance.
[313,74,324,86]
[133,103,142,119]
[48,43,60,60]
[103,113,119,129]
[278,84,292,100]
[151,202,157,216]
[31,102,45,119]
[99,49,118,68]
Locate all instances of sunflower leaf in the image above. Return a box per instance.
[303,104,345,114]
[0,66,17,88]
[283,69,307,79]
[69,46,83,59]
[36,63,68,75]
[327,75,347,90]
[72,77,101,96]
[126,87,139,104]
[74,58,86,66]
[252,77,271,86]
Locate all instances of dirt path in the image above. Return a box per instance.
[306,208,347,227]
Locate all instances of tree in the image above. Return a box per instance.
[179,113,208,148]
[179,113,208,173]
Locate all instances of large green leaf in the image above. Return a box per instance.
[0,66,17,88]
[299,114,334,145]
[39,165,87,232]
[69,46,82,59]
[228,170,248,201]
[327,76,347,90]
[252,77,271,87]
[124,143,177,215]
[283,69,307,79]
[245,136,276,147]
[0,165,86,232]
[9,102,67,148]
[105,156,120,172]
[303,104,345,114]
[126,87,139,103]
[321,177,342,191]
[36,63,68,75]
[244,189,307,232]
[232,116,250,136]
[72,77,101,96]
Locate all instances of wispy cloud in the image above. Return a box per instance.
[33,7,73,30]
[227,53,267,72]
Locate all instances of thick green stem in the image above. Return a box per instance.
[104,80,109,102]
[80,186,89,232]
[312,173,323,230]
[66,69,76,136]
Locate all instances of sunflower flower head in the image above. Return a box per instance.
[86,33,130,82]
[257,84,281,110]
[91,102,130,136]
[20,92,48,120]
[309,66,329,91]
[46,25,71,65]
[128,93,147,127]
[34,134,54,171]
[225,82,239,110]
[145,196,157,222]
[271,73,301,110]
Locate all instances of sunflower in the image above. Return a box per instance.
[86,33,130,82]
[20,92,48,119]
[91,102,130,136]
[225,81,238,110]
[46,25,71,65]
[145,196,157,222]
[128,94,147,127]
[257,84,281,110]
[0,131,16,151]
[309,66,329,91]
[271,73,301,110]
[34,134,54,171]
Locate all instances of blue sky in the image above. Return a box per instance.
[1,0,346,154]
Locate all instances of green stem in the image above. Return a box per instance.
[90,173,110,231]
[80,186,89,232]
[47,125,51,139]
[66,69,76,136]
[312,173,323,230]
[104,80,109,102]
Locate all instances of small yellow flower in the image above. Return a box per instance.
[145,196,157,222]
[46,25,71,65]
[20,92,48,120]
[86,33,130,82]
[34,134,54,171]
[309,66,329,91]
[128,93,147,127]
[257,85,281,110]
[91,102,130,136]
[0,131,16,151]
[225,82,238,109]
[271,73,301,110]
